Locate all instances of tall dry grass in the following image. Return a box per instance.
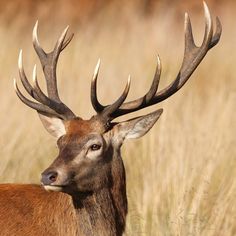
[0,1,235,235]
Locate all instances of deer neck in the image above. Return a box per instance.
[72,150,127,236]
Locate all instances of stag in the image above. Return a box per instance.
[0,2,221,236]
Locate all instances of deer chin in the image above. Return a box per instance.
[43,185,63,192]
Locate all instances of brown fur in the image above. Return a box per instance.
[0,111,163,235]
[0,158,127,236]
[2,101,166,236]
[0,128,127,236]
[0,184,77,236]
[65,118,106,136]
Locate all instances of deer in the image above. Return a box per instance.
[0,2,221,236]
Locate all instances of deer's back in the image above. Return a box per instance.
[0,184,78,235]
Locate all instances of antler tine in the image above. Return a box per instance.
[31,65,74,116]
[53,25,70,59]
[102,75,131,119]
[91,59,104,113]
[152,1,218,97]
[14,79,65,119]
[43,26,70,102]
[61,33,74,51]
[102,2,221,119]
[33,21,73,58]
[18,50,43,103]
[202,1,213,46]
[112,57,161,118]
[91,61,132,119]
[31,65,54,107]
[91,57,160,120]
[16,60,75,119]
[32,22,73,102]
[210,17,222,49]
[145,55,162,102]
[184,13,196,52]
[32,21,46,59]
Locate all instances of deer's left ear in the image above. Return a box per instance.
[38,113,66,138]
[112,109,163,145]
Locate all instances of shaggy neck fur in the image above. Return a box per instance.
[71,150,127,236]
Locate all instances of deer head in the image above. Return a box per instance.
[14,2,221,197]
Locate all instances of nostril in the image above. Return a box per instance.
[49,172,58,182]
[41,171,58,185]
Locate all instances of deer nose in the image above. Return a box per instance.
[41,171,58,185]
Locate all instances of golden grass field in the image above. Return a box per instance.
[0,1,235,235]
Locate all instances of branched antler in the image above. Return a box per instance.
[14,2,221,127]
[14,22,76,120]
[91,2,222,121]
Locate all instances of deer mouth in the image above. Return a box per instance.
[43,185,64,192]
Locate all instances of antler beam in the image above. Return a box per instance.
[14,2,221,127]
[91,2,222,120]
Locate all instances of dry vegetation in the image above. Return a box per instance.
[0,1,235,235]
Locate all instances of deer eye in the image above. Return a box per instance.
[90,144,101,151]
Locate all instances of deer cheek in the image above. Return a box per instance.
[71,164,95,190]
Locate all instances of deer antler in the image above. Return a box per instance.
[14,2,221,127]
[91,2,222,121]
[14,21,75,120]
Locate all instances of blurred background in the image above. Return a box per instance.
[0,0,235,235]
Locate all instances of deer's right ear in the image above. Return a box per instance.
[38,114,66,138]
